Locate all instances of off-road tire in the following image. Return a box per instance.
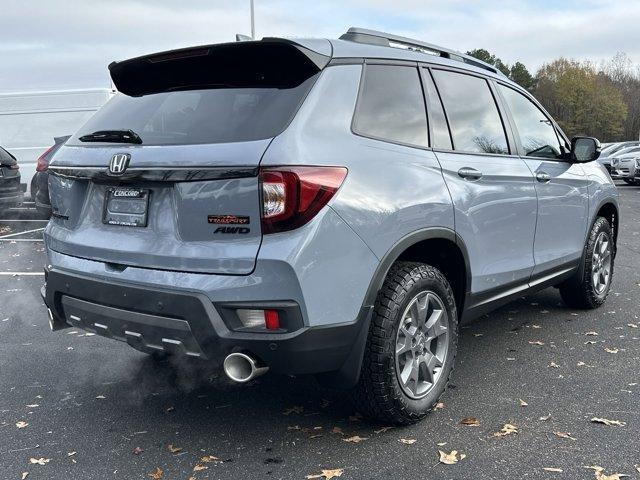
[559,217,614,309]
[352,262,458,425]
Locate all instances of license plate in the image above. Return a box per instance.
[103,188,150,227]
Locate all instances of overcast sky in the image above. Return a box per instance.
[2,0,639,93]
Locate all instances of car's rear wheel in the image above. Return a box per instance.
[352,262,458,425]
[559,216,614,309]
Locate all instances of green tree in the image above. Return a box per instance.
[509,62,536,91]
[467,49,534,90]
[534,58,627,141]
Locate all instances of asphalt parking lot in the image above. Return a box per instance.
[1,185,639,480]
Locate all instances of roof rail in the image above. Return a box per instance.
[340,27,505,76]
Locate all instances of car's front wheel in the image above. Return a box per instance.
[353,262,458,425]
[559,216,614,309]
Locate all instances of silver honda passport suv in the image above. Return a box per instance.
[42,28,618,424]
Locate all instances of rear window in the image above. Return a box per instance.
[69,76,318,146]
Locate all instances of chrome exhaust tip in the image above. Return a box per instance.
[223,352,269,383]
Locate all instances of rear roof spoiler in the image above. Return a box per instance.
[109,39,330,97]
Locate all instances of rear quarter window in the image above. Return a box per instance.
[353,65,428,148]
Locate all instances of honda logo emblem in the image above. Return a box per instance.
[109,153,130,175]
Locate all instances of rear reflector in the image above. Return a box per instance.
[260,166,347,234]
[264,310,280,330]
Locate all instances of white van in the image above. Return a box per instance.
[0,89,114,197]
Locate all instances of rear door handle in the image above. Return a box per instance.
[536,172,551,183]
[458,167,483,181]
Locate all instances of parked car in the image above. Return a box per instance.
[41,28,618,425]
[611,146,640,185]
[0,146,22,211]
[0,89,114,199]
[598,141,640,175]
[33,136,70,217]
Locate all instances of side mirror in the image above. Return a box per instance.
[571,136,601,163]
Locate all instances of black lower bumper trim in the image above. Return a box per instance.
[42,268,371,386]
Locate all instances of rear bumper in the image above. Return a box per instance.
[42,266,371,385]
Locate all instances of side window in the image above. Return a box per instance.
[498,84,563,159]
[353,65,428,147]
[422,69,452,150]
[431,70,509,154]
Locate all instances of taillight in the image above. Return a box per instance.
[9,164,19,170]
[260,166,347,234]
[36,145,55,172]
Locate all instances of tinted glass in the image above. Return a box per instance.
[353,65,428,147]
[70,75,318,146]
[432,70,508,154]
[499,85,562,159]
[423,69,452,149]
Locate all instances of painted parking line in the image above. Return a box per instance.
[0,239,44,242]
[0,272,44,276]
[0,227,45,239]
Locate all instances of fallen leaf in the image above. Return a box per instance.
[549,362,560,368]
[493,423,518,437]
[165,406,175,412]
[168,444,182,454]
[438,450,465,465]
[604,347,619,354]
[473,333,484,337]
[67,452,76,457]
[437,442,447,446]
[543,467,563,473]
[585,331,599,336]
[283,406,303,415]
[133,447,144,455]
[200,455,221,463]
[399,438,417,445]
[16,421,28,429]
[148,467,163,479]
[519,399,528,407]
[374,426,394,434]
[21,473,28,480]
[25,404,39,408]
[460,417,480,426]
[585,465,629,480]
[331,426,345,435]
[532,324,542,329]
[529,341,545,346]
[591,417,626,426]
[343,435,367,443]
[553,431,576,441]
[539,414,552,421]
[95,395,106,399]
[29,458,50,466]
[434,402,445,410]
[585,341,597,345]
[306,469,344,479]
[627,323,638,329]
[193,464,208,472]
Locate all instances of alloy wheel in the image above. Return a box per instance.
[395,291,449,399]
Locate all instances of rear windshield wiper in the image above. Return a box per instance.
[79,129,143,145]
